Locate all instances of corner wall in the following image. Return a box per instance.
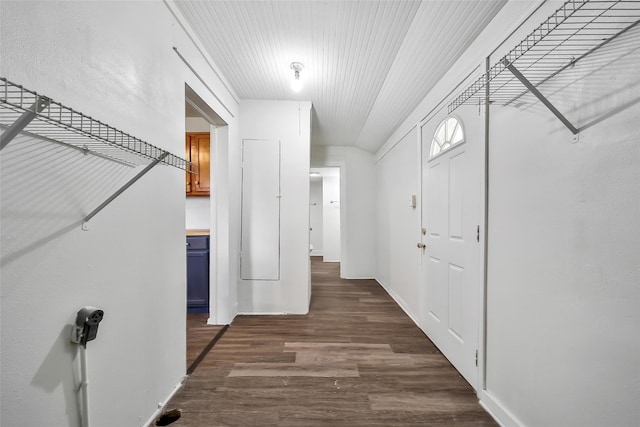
[237,100,312,314]
[0,1,239,426]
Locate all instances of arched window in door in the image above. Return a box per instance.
[430,117,464,158]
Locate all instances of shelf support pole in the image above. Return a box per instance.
[502,59,579,134]
[82,152,169,230]
[0,96,51,150]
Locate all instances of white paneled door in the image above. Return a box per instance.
[420,117,481,389]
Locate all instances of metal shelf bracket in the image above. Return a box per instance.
[82,152,169,230]
[0,96,50,150]
[502,59,579,135]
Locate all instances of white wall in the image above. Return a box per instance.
[0,1,239,426]
[375,127,421,319]
[484,20,640,426]
[209,124,237,324]
[186,116,210,132]
[311,145,376,278]
[374,1,640,426]
[309,179,324,255]
[185,197,210,229]
[322,175,341,262]
[237,100,312,314]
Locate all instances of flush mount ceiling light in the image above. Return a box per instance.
[290,62,304,92]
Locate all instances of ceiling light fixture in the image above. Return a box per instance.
[290,62,304,92]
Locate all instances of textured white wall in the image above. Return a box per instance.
[237,100,312,314]
[484,23,640,425]
[0,1,239,426]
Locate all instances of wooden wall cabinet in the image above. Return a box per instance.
[186,132,210,196]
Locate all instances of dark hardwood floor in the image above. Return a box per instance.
[167,258,496,426]
[186,313,226,370]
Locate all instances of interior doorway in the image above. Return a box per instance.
[184,84,228,370]
[185,91,214,316]
[309,167,341,264]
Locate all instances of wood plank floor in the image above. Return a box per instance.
[186,314,226,370]
[167,258,496,426]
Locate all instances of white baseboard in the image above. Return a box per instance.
[236,311,286,315]
[310,250,324,256]
[478,389,524,427]
[142,376,186,427]
[374,278,420,326]
[206,317,224,326]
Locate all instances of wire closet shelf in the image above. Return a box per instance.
[0,77,196,173]
[448,0,640,114]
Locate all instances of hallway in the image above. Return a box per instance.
[166,258,496,426]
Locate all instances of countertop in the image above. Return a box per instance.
[186,229,210,236]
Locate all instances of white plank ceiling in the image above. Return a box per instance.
[174,0,506,153]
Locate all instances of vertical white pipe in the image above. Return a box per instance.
[80,346,89,427]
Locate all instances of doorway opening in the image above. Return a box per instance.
[309,167,341,265]
[184,84,228,370]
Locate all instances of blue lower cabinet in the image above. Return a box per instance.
[187,235,209,313]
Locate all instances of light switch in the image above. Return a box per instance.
[410,195,417,208]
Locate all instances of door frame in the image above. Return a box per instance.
[185,84,229,325]
[309,160,347,278]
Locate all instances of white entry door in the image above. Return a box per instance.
[420,115,481,389]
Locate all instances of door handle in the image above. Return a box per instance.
[417,243,426,249]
